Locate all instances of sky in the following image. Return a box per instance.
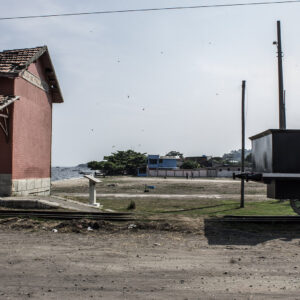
[2,0,300,166]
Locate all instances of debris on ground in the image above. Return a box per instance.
[128,224,137,229]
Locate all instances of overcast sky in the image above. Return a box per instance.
[2,0,300,166]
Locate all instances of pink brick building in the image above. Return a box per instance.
[0,46,63,196]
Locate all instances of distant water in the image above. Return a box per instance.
[51,166,93,181]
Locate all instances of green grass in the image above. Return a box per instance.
[55,176,295,218]
[66,196,296,217]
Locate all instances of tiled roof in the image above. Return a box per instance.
[0,46,63,103]
[0,46,47,75]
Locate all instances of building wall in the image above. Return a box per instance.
[147,168,246,178]
[147,155,159,169]
[0,78,14,175]
[12,59,52,180]
[159,159,177,169]
[147,155,178,169]
[148,169,209,177]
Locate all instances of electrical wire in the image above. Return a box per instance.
[0,0,300,21]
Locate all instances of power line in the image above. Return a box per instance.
[0,0,300,21]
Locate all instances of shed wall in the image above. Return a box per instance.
[12,60,52,180]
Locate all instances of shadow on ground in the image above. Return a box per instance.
[204,218,300,246]
[161,203,236,214]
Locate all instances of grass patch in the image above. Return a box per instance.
[65,196,296,217]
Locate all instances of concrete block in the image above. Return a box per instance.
[0,174,12,196]
[34,178,42,189]
[17,180,27,192]
[26,179,35,191]
[21,190,30,196]
[41,178,50,188]
[11,180,18,192]
[3,177,51,196]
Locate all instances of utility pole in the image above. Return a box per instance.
[240,80,246,208]
[274,20,286,129]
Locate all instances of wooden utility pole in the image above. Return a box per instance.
[276,20,286,129]
[240,80,246,208]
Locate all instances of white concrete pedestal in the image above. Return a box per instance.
[84,175,101,207]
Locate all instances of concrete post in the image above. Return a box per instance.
[89,181,97,206]
[84,175,101,207]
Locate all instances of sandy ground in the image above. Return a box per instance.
[51,177,266,201]
[0,220,300,299]
[53,177,241,185]
[55,192,266,199]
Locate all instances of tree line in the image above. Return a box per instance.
[88,149,252,176]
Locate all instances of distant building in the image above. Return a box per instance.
[185,155,212,167]
[0,46,63,196]
[147,154,179,170]
[138,154,180,176]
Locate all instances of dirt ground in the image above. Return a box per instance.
[0,178,298,299]
[0,218,300,299]
[51,177,266,196]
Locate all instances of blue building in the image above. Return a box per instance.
[138,154,179,176]
[147,155,178,170]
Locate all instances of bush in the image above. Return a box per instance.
[180,160,199,169]
[127,200,136,210]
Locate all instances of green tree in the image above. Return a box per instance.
[87,161,102,170]
[180,160,199,169]
[166,151,183,159]
[88,150,147,176]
